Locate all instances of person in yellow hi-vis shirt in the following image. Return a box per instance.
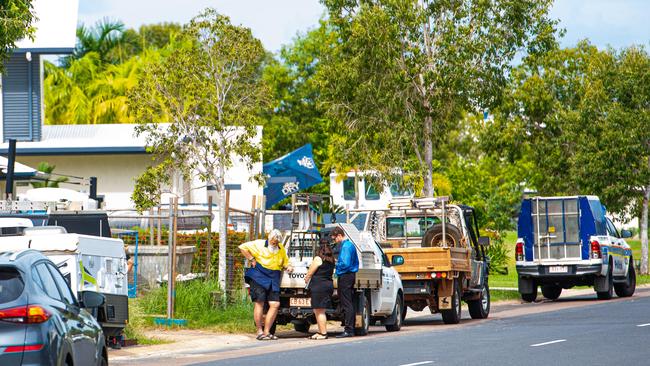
[239,229,293,340]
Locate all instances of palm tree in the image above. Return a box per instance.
[31,162,69,188]
[61,18,126,67]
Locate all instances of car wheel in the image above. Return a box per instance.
[614,261,636,297]
[441,279,461,324]
[101,353,108,366]
[385,295,403,332]
[521,291,537,302]
[293,321,310,333]
[468,284,490,319]
[597,261,614,300]
[541,284,562,300]
[354,292,370,336]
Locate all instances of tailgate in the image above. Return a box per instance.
[385,247,471,273]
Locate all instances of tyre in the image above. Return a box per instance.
[614,261,636,298]
[385,295,403,332]
[441,279,462,324]
[422,223,463,247]
[354,292,370,336]
[597,262,614,300]
[541,284,562,300]
[101,353,108,366]
[293,321,310,333]
[521,292,537,303]
[468,284,490,319]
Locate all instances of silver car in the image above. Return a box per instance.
[0,249,107,366]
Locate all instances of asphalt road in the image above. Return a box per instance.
[190,292,650,366]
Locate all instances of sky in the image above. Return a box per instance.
[78,0,650,53]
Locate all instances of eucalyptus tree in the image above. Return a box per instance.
[129,9,269,288]
[483,43,650,273]
[319,0,558,196]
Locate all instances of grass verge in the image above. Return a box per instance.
[138,278,257,333]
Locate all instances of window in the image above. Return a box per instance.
[34,263,62,302]
[365,182,380,200]
[386,216,441,238]
[0,267,24,304]
[606,218,620,238]
[343,177,356,201]
[46,264,76,305]
[389,183,412,197]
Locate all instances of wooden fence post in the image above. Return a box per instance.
[206,196,213,277]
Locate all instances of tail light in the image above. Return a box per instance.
[515,240,524,261]
[0,305,50,324]
[591,240,601,259]
[4,344,44,353]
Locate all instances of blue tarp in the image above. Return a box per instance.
[263,144,323,209]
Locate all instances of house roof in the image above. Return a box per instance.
[0,124,150,155]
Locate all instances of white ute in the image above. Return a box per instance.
[273,194,404,335]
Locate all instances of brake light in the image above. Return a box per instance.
[4,344,44,353]
[0,305,50,324]
[591,241,601,259]
[515,240,524,261]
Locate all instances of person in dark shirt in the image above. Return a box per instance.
[304,242,335,340]
[331,226,359,338]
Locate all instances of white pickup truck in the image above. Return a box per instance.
[275,223,405,335]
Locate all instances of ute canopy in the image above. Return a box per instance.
[518,196,607,261]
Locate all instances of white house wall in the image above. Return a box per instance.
[15,153,263,211]
[15,0,78,50]
[16,154,152,209]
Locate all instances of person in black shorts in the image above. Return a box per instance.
[304,242,335,339]
[239,230,293,340]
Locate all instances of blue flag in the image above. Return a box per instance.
[263,144,323,209]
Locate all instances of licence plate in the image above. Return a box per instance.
[290,297,311,307]
[549,266,568,273]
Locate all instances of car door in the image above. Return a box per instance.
[33,262,93,366]
[605,219,624,276]
[377,244,397,312]
[46,262,100,366]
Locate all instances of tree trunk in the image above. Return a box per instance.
[422,115,434,197]
[217,171,228,292]
[641,184,649,275]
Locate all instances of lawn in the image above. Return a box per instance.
[489,232,650,289]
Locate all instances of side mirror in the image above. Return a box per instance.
[391,255,404,266]
[80,291,105,308]
[478,236,491,246]
[620,229,633,239]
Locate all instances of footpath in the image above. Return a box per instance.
[109,285,650,365]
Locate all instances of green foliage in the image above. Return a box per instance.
[485,234,509,275]
[262,23,336,194]
[45,19,181,125]
[30,162,68,188]
[44,51,147,124]
[62,19,180,67]
[0,0,35,73]
[130,8,269,193]
[131,162,171,213]
[138,279,255,332]
[484,42,650,272]
[318,0,559,195]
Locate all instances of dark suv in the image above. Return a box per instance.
[0,250,108,366]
